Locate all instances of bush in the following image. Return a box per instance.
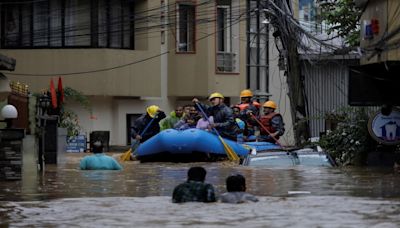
[318,108,376,166]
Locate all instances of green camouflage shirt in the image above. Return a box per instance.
[172,180,216,203]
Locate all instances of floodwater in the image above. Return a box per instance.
[1,153,400,227]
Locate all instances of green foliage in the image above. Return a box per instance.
[59,109,81,137]
[318,108,376,166]
[60,87,92,137]
[319,0,362,46]
[63,87,92,113]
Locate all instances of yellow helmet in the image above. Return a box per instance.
[263,101,277,109]
[240,89,253,98]
[146,105,160,118]
[208,92,224,100]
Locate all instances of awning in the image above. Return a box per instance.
[0,53,16,71]
[349,61,400,106]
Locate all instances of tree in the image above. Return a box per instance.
[319,0,363,46]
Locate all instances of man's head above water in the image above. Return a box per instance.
[187,166,207,182]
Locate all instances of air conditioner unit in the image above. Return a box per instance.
[217,52,236,72]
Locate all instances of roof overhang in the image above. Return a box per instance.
[0,53,16,71]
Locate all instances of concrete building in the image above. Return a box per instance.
[0,0,296,146]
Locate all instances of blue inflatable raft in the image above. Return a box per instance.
[136,128,251,162]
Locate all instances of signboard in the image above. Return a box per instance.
[368,108,400,145]
[66,135,86,152]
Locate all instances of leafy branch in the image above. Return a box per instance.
[319,0,362,46]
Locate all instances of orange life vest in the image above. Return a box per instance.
[259,112,281,138]
[238,101,261,111]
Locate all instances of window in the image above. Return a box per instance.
[216,0,239,73]
[176,3,195,52]
[217,6,231,52]
[1,0,136,49]
[3,4,20,47]
[246,0,269,91]
[65,0,91,46]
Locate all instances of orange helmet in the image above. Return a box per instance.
[240,89,253,98]
[263,101,277,109]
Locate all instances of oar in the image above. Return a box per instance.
[120,115,157,161]
[249,113,283,147]
[195,103,240,162]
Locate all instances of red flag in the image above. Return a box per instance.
[50,79,57,108]
[58,77,64,104]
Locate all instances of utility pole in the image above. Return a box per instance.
[269,0,310,145]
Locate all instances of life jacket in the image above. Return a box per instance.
[259,112,281,138]
[237,101,261,111]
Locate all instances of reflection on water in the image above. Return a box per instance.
[1,153,400,227]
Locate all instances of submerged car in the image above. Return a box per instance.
[241,145,335,167]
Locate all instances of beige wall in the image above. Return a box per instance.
[386,0,400,62]
[168,0,246,98]
[360,0,400,64]
[2,48,162,97]
[69,96,167,146]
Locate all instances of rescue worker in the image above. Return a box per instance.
[237,89,260,138]
[80,141,122,170]
[192,93,239,141]
[131,105,166,143]
[258,101,285,143]
[159,106,184,131]
[237,89,260,115]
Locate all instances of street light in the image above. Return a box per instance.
[38,93,51,115]
[1,104,18,128]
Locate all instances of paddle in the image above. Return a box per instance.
[120,114,157,161]
[195,102,240,162]
[249,113,283,147]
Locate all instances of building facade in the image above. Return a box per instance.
[0,0,297,146]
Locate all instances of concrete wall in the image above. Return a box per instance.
[67,96,168,146]
[2,48,162,97]
[168,0,246,97]
[360,0,400,64]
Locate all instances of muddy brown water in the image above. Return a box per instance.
[0,153,400,227]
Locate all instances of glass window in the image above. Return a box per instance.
[98,0,108,47]
[217,6,230,52]
[21,5,32,47]
[109,0,122,48]
[65,0,91,46]
[4,5,20,47]
[1,0,136,49]
[122,0,135,49]
[216,0,239,73]
[247,0,269,91]
[177,3,195,52]
[50,0,62,47]
[33,1,49,46]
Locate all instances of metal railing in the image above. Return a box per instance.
[216,52,237,73]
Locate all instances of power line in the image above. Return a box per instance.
[2,1,246,47]
[5,8,253,76]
